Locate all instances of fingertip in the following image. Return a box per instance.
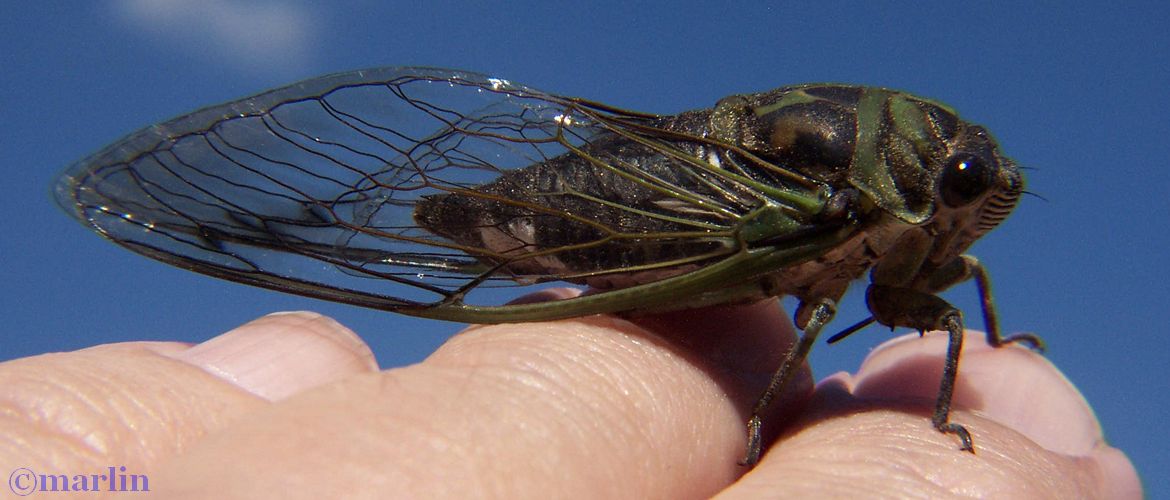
[1095,447,1144,500]
[736,332,1141,498]
[162,311,378,401]
[848,331,1103,456]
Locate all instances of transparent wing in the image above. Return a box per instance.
[55,67,826,314]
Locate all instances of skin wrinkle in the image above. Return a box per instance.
[735,400,1112,499]
[0,346,259,477]
[456,319,733,496]
[434,334,609,451]
[371,370,488,475]
[430,362,631,494]
[407,351,561,470]
[7,356,149,458]
[593,318,739,447]
[433,321,674,474]
[429,326,595,422]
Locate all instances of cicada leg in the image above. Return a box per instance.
[865,284,978,451]
[865,252,1047,454]
[936,311,974,451]
[741,298,836,466]
[929,255,1045,351]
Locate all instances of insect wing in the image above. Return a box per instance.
[55,67,839,320]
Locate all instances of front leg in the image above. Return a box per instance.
[865,284,975,451]
[927,255,1045,350]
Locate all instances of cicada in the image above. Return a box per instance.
[55,67,1042,465]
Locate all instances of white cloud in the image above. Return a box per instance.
[113,0,318,73]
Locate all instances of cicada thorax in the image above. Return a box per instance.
[713,84,972,223]
[708,85,862,188]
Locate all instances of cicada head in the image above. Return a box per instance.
[922,123,1024,263]
[854,89,1025,285]
[861,93,1026,293]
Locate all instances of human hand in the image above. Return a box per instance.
[0,303,1140,498]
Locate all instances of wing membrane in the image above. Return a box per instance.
[56,67,827,313]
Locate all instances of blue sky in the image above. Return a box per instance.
[2,1,1167,494]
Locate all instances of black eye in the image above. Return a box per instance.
[939,154,995,207]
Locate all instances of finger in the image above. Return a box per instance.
[848,331,1099,454]
[163,311,379,401]
[147,300,808,498]
[716,331,1142,499]
[0,312,377,477]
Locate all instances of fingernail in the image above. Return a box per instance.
[162,311,378,401]
[505,287,583,305]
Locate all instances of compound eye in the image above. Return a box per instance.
[940,153,995,207]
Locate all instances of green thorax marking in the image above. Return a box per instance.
[850,88,937,224]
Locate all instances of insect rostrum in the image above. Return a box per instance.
[55,67,1042,466]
